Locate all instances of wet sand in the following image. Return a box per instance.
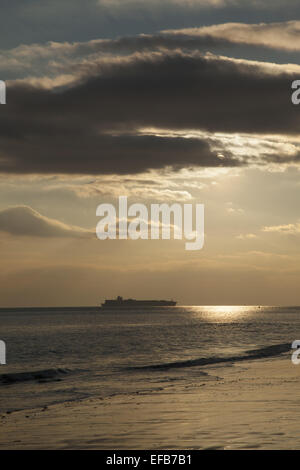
[0,354,299,449]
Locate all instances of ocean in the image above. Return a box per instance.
[0,306,297,414]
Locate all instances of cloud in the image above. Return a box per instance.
[163,21,300,52]
[66,180,194,201]
[2,21,300,81]
[0,36,235,80]
[0,49,299,175]
[236,233,258,239]
[262,222,300,234]
[0,206,92,238]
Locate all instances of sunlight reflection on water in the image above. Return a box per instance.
[182,305,259,322]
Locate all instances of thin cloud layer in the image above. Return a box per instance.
[0,206,92,238]
[164,21,300,51]
[263,222,300,234]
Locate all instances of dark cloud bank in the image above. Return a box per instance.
[0,51,299,175]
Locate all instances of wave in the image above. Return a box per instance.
[0,368,72,385]
[128,343,291,371]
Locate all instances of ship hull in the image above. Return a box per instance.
[100,300,177,309]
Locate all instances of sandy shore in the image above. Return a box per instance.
[1,353,299,449]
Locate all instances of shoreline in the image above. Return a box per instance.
[1,353,300,449]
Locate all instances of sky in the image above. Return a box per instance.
[0,0,300,306]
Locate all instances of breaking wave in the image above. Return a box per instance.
[0,368,72,385]
[128,343,291,371]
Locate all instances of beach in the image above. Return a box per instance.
[1,353,299,450]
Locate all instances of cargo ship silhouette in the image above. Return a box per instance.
[100,296,177,309]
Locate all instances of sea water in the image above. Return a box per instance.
[0,306,298,413]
